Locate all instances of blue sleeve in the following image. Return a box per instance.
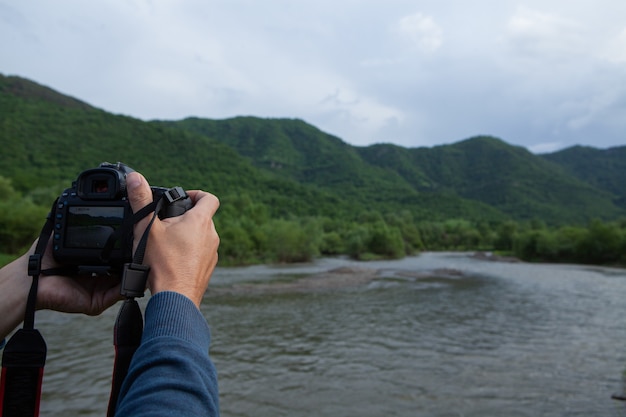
[115,291,219,416]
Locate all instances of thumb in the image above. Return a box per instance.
[126,172,153,214]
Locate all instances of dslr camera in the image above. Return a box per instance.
[52,162,192,272]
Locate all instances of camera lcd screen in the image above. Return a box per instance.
[65,206,125,249]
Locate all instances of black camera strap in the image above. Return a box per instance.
[106,196,166,417]
[0,201,56,417]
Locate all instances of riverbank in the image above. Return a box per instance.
[208,266,379,295]
[470,251,522,263]
[208,249,626,297]
[208,256,479,296]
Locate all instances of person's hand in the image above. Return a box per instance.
[35,239,124,314]
[126,172,220,308]
[1,228,122,339]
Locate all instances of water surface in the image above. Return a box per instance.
[33,253,626,416]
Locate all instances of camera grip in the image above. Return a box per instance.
[157,186,193,219]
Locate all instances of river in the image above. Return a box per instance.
[32,253,626,416]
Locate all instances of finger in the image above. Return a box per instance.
[126,172,156,252]
[126,172,153,214]
[186,190,220,217]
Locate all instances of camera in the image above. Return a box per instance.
[52,162,192,271]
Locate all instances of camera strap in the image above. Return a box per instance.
[0,202,56,417]
[107,196,166,417]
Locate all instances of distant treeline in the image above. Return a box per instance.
[2,176,625,268]
[218,194,626,266]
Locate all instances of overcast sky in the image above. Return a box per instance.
[1,1,625,153]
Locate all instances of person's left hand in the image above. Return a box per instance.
[33,238,123,315]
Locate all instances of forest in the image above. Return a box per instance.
[2,174,626,268]
[2,73,626,267]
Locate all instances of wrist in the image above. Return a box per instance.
[148,265,205,309]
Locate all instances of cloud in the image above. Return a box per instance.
[602,27,626,63]
[527,142,566,154]
[504,6,590,65]
[1,0,626,151]
[317,87,406,145]
[394,13,443,53]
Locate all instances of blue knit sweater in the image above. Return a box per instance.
[115,292,219,416]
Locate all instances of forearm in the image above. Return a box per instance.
[0,253,31,339]
[115,292,219,416]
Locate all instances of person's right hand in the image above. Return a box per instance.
[125,172,220,308]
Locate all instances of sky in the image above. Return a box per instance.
[1,1,625,153]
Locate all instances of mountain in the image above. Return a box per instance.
[358,137,622,223]
[0,75,361,220]
[158,117,506,221]
[1,73,624,225]
[160,117,417,202]
[541,145,626,209]
[164,118,623,224]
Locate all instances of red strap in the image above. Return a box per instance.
[0,329,47,417]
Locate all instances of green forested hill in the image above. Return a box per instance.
[164,118,623,224]
[1,73,625,265]
[162,116,419,204]
[541,145,626,209]
[359,137,622,223]
[0,74,350,218]
[159,117,506,221]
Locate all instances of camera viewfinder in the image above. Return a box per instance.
[93,179,110,194]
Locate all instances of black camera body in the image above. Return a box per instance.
[52,162,192,271]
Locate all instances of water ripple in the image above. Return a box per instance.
[29,254,626,416]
